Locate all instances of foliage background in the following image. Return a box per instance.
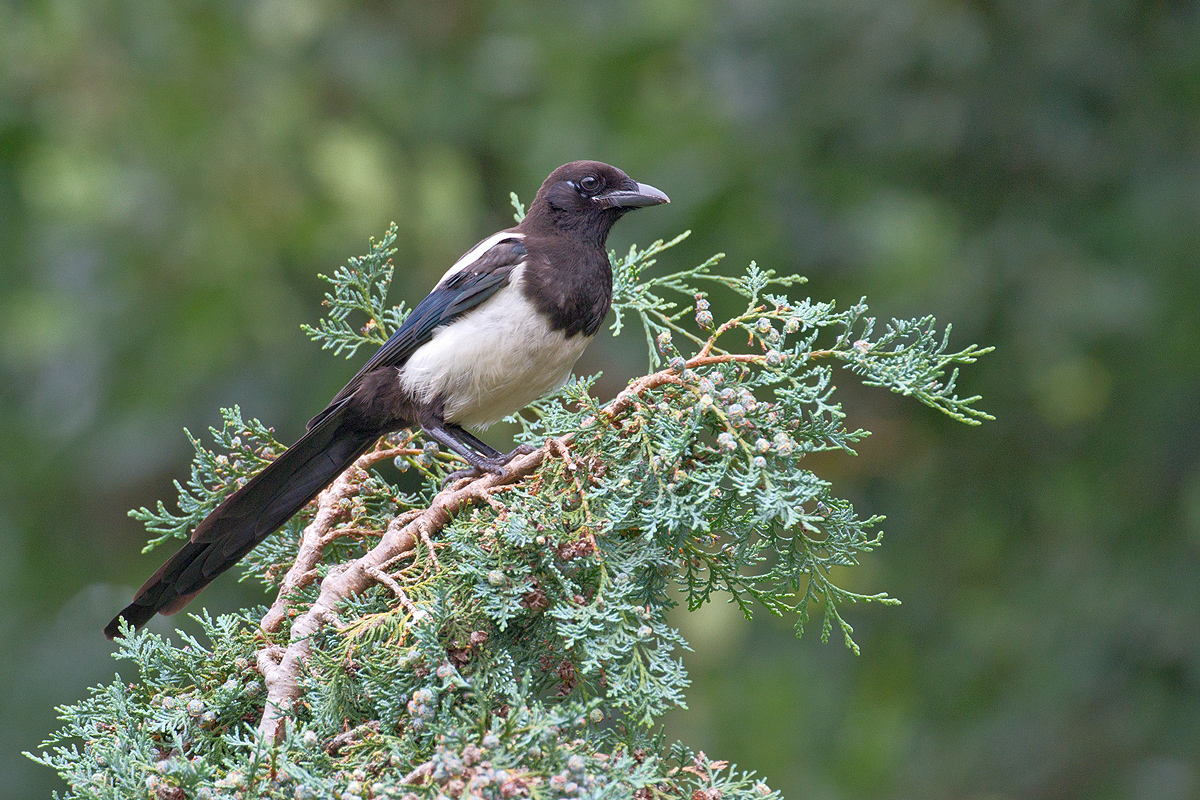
[2,1,1197,798]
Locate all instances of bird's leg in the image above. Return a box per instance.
[420,422,536,484]
[441,424,504,460]
[448,423,538,464]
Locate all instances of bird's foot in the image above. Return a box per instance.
[441,444,538,488]
[503,443,539,461]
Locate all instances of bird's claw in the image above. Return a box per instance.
[440,444,538,488]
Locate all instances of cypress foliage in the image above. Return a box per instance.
[31,206,991,799]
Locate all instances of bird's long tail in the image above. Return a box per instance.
[104,411,382,639]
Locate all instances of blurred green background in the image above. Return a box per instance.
[3,1,1198,797]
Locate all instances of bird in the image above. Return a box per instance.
[104,161,669,639]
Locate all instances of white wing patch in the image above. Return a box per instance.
[437,230,525,286]
[397,264,592,428]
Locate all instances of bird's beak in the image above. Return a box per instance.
[597,181,671,209]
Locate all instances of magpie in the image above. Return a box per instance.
[104,161,669,639]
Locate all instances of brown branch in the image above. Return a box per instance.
[256,447,546,740]
[254,352,762,741]
[259,440,419,634]
[598,352,762,422]
[362,563,420,616]
[324,721,381,756]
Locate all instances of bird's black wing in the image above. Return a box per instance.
[307,235,527,430]
[105,236,528,638]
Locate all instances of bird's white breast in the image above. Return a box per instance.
[396,264,593,428]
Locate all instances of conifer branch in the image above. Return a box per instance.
[252,349,785,742]
[256,447,543,740]
[31,221,991,800]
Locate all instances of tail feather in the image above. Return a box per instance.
[105,413,381,639]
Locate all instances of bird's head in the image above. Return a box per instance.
[524,161,669,243]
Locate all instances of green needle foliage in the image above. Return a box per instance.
[31,206,991,799]
[300,224,408,358]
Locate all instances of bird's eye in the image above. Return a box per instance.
[578,175,601,193]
